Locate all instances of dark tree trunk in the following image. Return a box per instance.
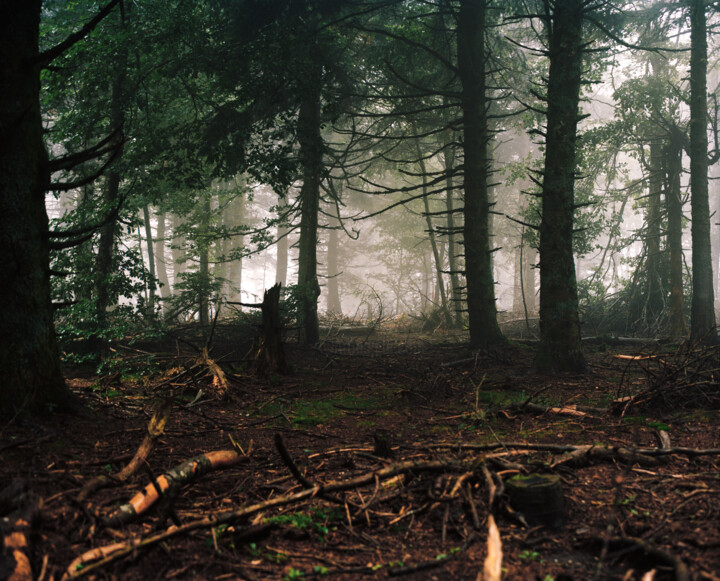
[94,13,126,331]
[665,131,688,338]
[535,0,586,373]
[457,0,504,348]
[688,0,716,343]
[296,62,323,344]
[0,1,72,414]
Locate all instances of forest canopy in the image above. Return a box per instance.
[2,0,720,413]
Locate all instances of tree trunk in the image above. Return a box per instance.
[296,62,323,344]
[0,1,73,414]
[665,131,688,338]
[170,213,186,292]
[326,215,342,316]
[513,227,536,317]
[198,195,211,326]
[443,134,464,325]
[645,141,664,325]
[221,188,244,302]
[418,141,452,327]
[457,0,504,348]
[155,211,171,304]
[535,0,586,373]
[689,0,716,343]
[142,205,156,316]
[94,12,127,331]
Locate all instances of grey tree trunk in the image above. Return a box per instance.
[457,0,504,348]
[535,0,586,373]
[0,1,72,414]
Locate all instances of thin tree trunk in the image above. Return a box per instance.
[457,0,503,347]
[142,205,156,316]
[665,131,688,338]
[155,211,171,303]
[170,213,186,292]
[326,215,342,316]
[418,140,452,327]
[0,1,72,414]
[535,0,586,373]
[276,224,289,286]
[645,141,664,324]
[689,0,716,343]
[198,195,211,326]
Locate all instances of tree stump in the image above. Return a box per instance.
[253,283,289,375]
[506,473,565,528]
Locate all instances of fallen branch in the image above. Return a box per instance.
[422,441,720,460]
[64,456,486,579]
[103,448,248,528]
[481,515,502,581]
[78,400,173,501]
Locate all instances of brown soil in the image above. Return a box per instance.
[2,324,720,581]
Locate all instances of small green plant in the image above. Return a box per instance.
[519,550,541,561]
[283,568,304,580]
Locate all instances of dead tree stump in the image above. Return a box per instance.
[253,284,289,375]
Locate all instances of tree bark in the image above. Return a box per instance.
[457,0,504,348]
[688,0,716,343]
[535,0,586,373]
[296,61,323,344]
[0,1,72,414]
[665,130,688,338]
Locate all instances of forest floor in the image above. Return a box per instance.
[2,320,720,581]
